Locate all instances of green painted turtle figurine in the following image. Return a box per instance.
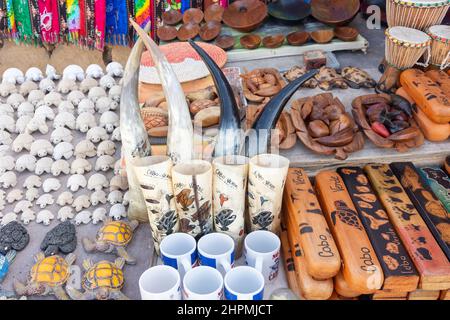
[66,258,129,300]
[13,252,75,300]
[0,250,16,283]
[82,218,138,264]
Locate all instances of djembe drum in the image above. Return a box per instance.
[387,0,450,30]
[428,25,450,69]
[377,26,431,93]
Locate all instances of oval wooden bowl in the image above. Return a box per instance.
[183,8,204,24]
[240,34,261,50]
[334,26,359,42]
[215,35,235,51]
[157,25,178,42]
[311,29,334,44]
[177,23,200,41]
[286,31,310,46]
[204,3,225,22]
[199,21,222,41]
[262,34,285,48]
[311,0,360,25]
[223,0,268,32]
[162,10,183,25]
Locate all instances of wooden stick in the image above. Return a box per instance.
[338,167,419,292]
[315,171,384,294]
[282,211,334,300]
[280,222,302,299]
[390,162,450,261]
[283,168,341,280]
[408,289,441,300]
[334,271,362,298]
[365,164,450,290]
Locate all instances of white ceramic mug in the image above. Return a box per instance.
[183,266,224,300]
[197,232,235,276]
[224,266,265,300]
[160,232,198,278]
[139,265,181,300]
[244,230,281,282]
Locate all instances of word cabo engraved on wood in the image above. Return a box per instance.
[283,168,340,280]
[365,164,450,290]
[390,162,450,261]
[315,170,383,294]
[338,167,419,292]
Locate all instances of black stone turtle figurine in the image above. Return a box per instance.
[0,222,30,255]
[40,221,77,256]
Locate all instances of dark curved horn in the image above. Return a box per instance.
[188,39,241,157]
[243,69,318,157]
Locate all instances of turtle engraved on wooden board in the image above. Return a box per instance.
[330,200,363,230]
[383,255,400,270]
[386,242,399,254]
[362,211,388,230]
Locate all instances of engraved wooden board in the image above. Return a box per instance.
[445,156,450,176]
[419,166,450,213]
[283,168,341,280]
[372,290,409,299]
[338,167,419,292]
[334,271,362,298]
[365,164,450,290]
[280,223,302,299]
[390,162,450,261]
[408,289,441,300]
[440,290,450,300]
[315,171,384,294]
[282,211,334,300]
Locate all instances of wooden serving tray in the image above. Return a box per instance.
[390,162,450,261]
[315,171,384,294]
[338,167,419,292]
[282,212,334,300]
[365,164,450,290]
[283,168,341,280]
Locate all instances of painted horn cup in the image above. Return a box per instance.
[130,155,179,254]
[247,154,290,234]
[172,160,213,240]
[212,155,249,257]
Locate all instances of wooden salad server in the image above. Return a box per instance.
[315,170,384,294]
[283,168,341,280]
[131,20,194,164]
[365,164,450,290]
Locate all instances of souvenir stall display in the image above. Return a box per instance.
[0,0,450,303]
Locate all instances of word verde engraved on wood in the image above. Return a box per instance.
[283,168,340,280]
[338,166,419,292]
[365,164,450,291]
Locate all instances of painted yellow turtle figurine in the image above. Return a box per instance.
[13,252,75,300]
[66,258,129,300]
[82,218,138,264]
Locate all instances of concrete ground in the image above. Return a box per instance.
[0,14,386,300]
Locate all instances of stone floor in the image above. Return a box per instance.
[0,14,387,300]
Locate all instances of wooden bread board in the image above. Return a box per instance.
[334,271,361,298]
[315,171,384,294]
[372,290,409,299]
[390,162,450,261]
[338,167,419,292]
[408,289,441,300]
[280,224,302,299]
[365,164,450,291]
[283,168,341,280]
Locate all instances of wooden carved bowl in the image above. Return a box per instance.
[286,31,310,46]
[351,93,424,152]
[199,21,222,41]
[205,3,225,22]
[177,23,200,41]
[162,10,183,25]
[240,34,261,50]
[157,25,178,42]
[310,29,334,44]
[334,26,359,42]
[262,34,285,48]
[215,35,235,51]
[223,0,268,32]
[311,0,360,26]
[183,8,204,24]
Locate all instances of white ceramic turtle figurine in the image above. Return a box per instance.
[53,142,74,160]
[63,65,85,82]
[86,64,104,79]
[50,127,73,144]
[45,64,61,81]
[17,101,34,117]
[39,78,56,94]
[99,111,119,133]
[77,98,95,114]
[51,160,70,176]
[27,89,45,106]
[19,80,38,96]
[70,158,92,174]
[0,82,17,97]
[67,174,87,192]
[0,131,12,146]
[106,62,124,78]
[16,115,33,134]
[88,87,107,103]
[35,157,53,175]
[82,218,138,264]
[66,258,129,300]
[57,78,78,94]
[25,67,44,82]
[0,104,14,118]
[15,154,36,172]
[12,133,34,152]
[2,68,24,85]
[99,75,115,91]
[74,140,96,158]
[80,77,98,93]
[95,155,115,171]
[14,253,75,300]
[76,112,96,132]
[56,192,74,206]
